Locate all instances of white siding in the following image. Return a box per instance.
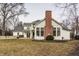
[13,32,17,36]
[34,20,45,40]
[34,20,70,40]
[52,20,63,40]
[61,30,70,40]
[35,20,63,40]
[53,27,62,40]
[35,27,44,40]
[13,19,70,40]
[30,30,32,38]
[19,32,23,35]
[52,21,61,27]
[24,33,26,37]
[30,24,34,30]
[13,32,24,36]
[24,27,27,30]
[35,21,45,27]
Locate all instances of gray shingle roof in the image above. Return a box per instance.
[14,19,71,32]
[23,23,31,27]
[23,20,41,26]
[13,24,24,32]
[34,19,71,31]
[32,20,41,24]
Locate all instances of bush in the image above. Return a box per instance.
[46,35,54,40]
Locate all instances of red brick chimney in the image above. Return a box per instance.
[44,10,53,38]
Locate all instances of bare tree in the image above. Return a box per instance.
[55,3,79,35]
[0,3,28,36]
[7,15,19,30]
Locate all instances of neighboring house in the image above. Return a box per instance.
[13,23,24,37]
[13,10,71,40]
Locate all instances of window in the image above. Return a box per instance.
[41,28,44,36]
[53,28,56,36]
[36,28,39,36]
[27,31,30,38]
[57,28,60,36]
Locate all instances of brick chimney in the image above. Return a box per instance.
[44,11,53,38]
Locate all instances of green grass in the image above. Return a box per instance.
[0,39,78,56]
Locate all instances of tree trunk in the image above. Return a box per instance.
[76,17,78,35]
[2,16,6,36]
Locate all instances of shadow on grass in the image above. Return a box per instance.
[32,40,69,43]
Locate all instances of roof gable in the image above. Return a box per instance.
[13,24,24,32]
[23,23,31,27]
[34,19,71,31]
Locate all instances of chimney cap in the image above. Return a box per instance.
[45,10,52,18]
[46,10,52,12]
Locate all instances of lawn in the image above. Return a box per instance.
[0,39,78,56]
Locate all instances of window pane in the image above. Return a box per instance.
[41,28,44,36]
[57,28,60,36]
[36,28,39,36]
[53,28,56,36]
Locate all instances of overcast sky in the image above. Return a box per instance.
[19,3,64,23]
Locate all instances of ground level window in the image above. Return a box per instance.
[36,28,40,36]
[27,31,30,38]
[41,28,44,36]
[57,28,60,36]
[53,28,56,36]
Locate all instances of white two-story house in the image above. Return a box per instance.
[13,10,71,40]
